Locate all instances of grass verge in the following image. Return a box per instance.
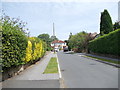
[84,55,120,65]
[43,57,58,74]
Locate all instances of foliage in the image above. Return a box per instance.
[67,32,73,51]
[24,41,32,62]
[113,22,120,30]
[2,15,47,69]
[38,33,52,51]
[25,37,46,63]
[38,33,50,42]
[100,9,113,35]
[68,31,89,52]
[2,15,28,68]
[88,29,120,56]
[51,35,58,42]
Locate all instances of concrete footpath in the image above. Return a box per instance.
[85,53,120,67]
[2,52,60,88]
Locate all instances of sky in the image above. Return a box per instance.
[1,0,119,40]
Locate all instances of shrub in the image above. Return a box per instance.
[24,37,46,63]
[24,41,32,62]
[88,29,120,56]
[2,15,47,69]
[2,16,28,68]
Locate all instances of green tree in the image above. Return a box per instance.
[113,22,120,30]
[50,35,58,41]
[100,9,113,35]
[68,31,88,52]
[38,33,52,51]
[67,32,73,51]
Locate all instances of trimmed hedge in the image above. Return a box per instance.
[25,37,46,63]
[88,29,120,56]
[2,16,47,70]
[2,19,28,68]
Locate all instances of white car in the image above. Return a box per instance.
[54,47,59,52]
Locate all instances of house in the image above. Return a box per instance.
[88,32,98,40]
[51,40,67,50]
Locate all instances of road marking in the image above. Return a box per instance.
[56,54,62,79]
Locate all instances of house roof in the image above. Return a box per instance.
[88,32,97,38]
[52,40,65,44]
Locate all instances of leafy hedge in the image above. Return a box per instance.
[25,37,46,63]
[2,15,46,69]
[88,29,120,56]
[2,18,28,68]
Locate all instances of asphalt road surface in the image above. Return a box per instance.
[57,51,118,88]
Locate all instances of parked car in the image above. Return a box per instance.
[54,47,59,52]
[63,46,68,52]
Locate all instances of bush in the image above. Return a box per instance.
[24,37,46,63]
[68,31,89,52]
[2,15,47,69]
[2,16,28,68]
[88,29,120,56]
[24,41,32,62]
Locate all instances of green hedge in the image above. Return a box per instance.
[88,29,120,56]
[2,16,47,69]
[2,18,28,68]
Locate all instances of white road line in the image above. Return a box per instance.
[56,54,62,79]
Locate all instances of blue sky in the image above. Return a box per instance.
[2,1,118,40]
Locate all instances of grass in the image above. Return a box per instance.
[84,55,120,65]
[43,57,58,74]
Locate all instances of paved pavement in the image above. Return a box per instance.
[76,53,120,67]
[57,51,118,88]
[2,52,60,88]
[84,53,120,61]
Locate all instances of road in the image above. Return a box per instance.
[57,51,118,88]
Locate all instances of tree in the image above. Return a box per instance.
[100,9,113,35]
[38,34,50,42]
[113,22,120,30]
[69,32,72,39]
[68,31,89,52]
[38,34,52,51]
[67,32,73,51]
[50,35,58,41]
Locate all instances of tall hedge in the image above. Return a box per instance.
[2,15,47,69]
[88,29,120,56]
[2,17,28,68]
[24,37,46,63]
